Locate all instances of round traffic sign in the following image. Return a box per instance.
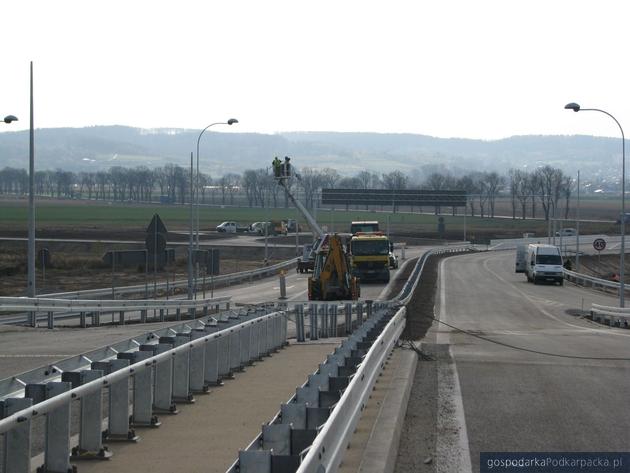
[593,238,606,251]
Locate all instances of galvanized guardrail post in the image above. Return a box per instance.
[62,369,112,460]
[189,328,209,393]
[320,305,328,339]
[118,350,160,428]
[172,333,194,403]
[25,381,74,473]
[92,358,138,442]
[356,302,363,326]
[230,327,243,374]
[203,324,221,387]
[330,305,338,337]
[310,304,318,340]
[146,340,178,414]
[295,304,305,342]
[344,303,352,334]
[1,397,32,472]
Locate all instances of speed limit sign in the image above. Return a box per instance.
[593,238,607,251]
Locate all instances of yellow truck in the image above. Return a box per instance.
[349,232,391,283]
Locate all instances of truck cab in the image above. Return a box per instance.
[349,232,391,282]
[525,244,564,285]
[350,221,379,234]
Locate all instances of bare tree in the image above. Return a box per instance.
[456,175,478,217]
[562,176,572,220]
[535,166,564,220]
[526,172,540,219]
[484,172,504,218]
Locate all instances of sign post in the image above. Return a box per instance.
[593,238,606,264]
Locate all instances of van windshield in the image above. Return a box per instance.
[536,254,561,265]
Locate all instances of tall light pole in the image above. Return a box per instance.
[576,170,581,272]
[195,119,238,248]
[565,102,626,306]
[28,62,36,309]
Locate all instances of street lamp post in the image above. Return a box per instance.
[565,102,626,306]
[195,119,238,248]
[190,119,237,299]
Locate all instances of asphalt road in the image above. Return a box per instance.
[410,250,630,473]
[0,246,427,382]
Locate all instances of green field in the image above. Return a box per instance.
[0,198,619,241]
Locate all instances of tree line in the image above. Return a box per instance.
[0,164,573,220]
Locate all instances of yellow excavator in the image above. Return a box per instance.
[308,234,360,301]
[275,160,360,301]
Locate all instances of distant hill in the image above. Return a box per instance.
[0,126,625,179]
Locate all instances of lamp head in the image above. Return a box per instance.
[3,115,18,124]
[227,118,238,125]
[564,103,581,112]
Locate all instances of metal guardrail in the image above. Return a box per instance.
[295,306,405,473]
[0,245,474,473]
[488,234,612,251]
[0,295,232,327]
[0,257,297,327]
[590,303,630,327]
[227,245,474,473]
[39,257,298,300]
[0,307,261,402]
[226,303,398,473]
[563,268,630,295]
[0,309,289,471]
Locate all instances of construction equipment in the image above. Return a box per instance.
[308,234,360,300]
[276,165,359,300]
[349,232,391,283]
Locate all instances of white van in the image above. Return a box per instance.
[525,244,564,286]
[515,244,527,273]
[525,244,564,285]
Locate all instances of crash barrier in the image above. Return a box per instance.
[590,304,630,328]
[0,307,271,401]
[0,246,472,472]
[489,234,612,251]
[0,308,289,472]
[228,245,474,473]
[563,269,630,296]
[393,245,475,305]
[38,257,299,301]
[0,295,232,327]
[293,301,369,342]
[227,303,404,473]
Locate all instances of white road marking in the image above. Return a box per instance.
[436,258,473,473]
[481,254,630,339]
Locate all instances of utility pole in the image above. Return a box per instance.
[576,170,581,272]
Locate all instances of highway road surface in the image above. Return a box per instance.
[397,250,630,473]
[0,245,427,382]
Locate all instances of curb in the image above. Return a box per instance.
[358,347,418,473]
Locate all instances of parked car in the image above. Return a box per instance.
[251,221,287,236]
[555,228,577,237]
[217,221,237,233]
[249,221,265,234]
[286,219,301,233]
[388,251,399,269]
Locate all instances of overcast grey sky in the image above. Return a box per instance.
[1,0,628,140]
